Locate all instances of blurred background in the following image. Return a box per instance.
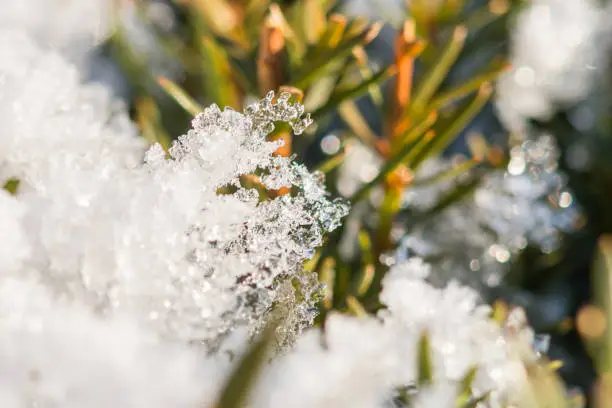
[3,0,612,406]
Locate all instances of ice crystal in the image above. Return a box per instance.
[250,258,529,408]
[0,29,145,187]
[379,259,512,399]
[0,278,220,408]
[398,135,579,288]
[0,0,112,64]
[496,0,608,131]
[0,0,184,94]
[335,134,577,287]
[0,31,348,352]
